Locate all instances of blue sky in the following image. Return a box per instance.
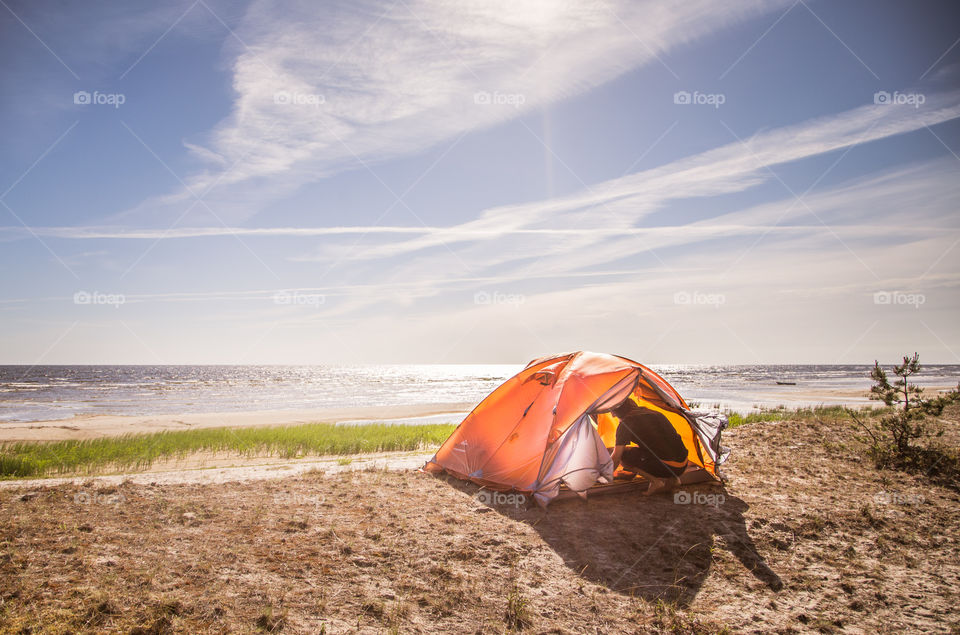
[1,0,959,364]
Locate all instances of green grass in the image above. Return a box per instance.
[0,422,457,480]
[727,410,787,428]
[0,405,888,479]
[726,404,875,428]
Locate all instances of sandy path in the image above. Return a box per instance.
[0,449,434,489]
[0,402,472,442]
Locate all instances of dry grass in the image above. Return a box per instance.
[1,406,959,633]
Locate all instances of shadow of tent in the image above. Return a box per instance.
[440,476,782,605]
[532,486,783,604]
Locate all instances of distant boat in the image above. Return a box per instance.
[776,381,797,385]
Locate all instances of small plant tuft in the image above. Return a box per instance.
[256,604,287,632]
[505,583,532,631]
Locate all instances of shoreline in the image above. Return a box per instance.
[3,383,959,443]
[0,402,473,442]
[688,384,958,409]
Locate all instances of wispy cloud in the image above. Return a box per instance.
[17,91,958,251]
[291,91,960,267]
[116,0,792,224]
[0,225,434,240]
[5,222,949,242]
[273,140,960,324]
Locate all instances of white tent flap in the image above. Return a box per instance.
[533,413,614,506]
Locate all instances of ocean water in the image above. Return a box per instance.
[0,365,515,423]
[1,364,958,423]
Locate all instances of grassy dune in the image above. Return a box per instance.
[725,404,864,427]
[0,422,457,479]
[0,405,875,480]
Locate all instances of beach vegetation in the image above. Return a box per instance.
[726,404,852,428]
[0,422,456,479]
[847,353,960,486]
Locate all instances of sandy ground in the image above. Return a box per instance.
[0,449,435,489]
[703,385,959,410]
[1,406,958,633]
[0,403,473,442]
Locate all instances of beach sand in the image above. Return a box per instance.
[0,402,473,442]
[689,384,960,413]
[2,404,958,633]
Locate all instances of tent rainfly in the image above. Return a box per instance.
[424,351,729,506]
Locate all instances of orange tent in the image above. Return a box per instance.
[424,351,729,506]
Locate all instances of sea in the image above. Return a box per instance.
[1,364,958,424]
